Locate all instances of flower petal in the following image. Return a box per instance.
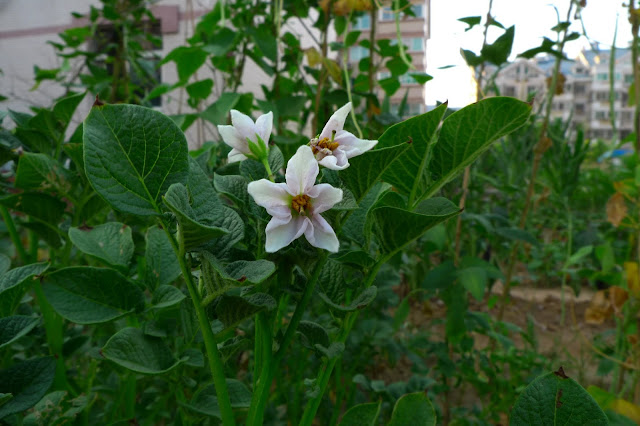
[247,179,291,217]
[319,102,352,139]
[255,111,273,147]
[218,125,248,153]
[265,215,309,252]
[286,145,319,195]
[317,148,349,170]
[228,148,248,163]
[334,131,378,157]
[230,109,257,141]
[308,184,342,214]
[304,214,339,252]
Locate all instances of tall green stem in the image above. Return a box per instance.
[246,252,328,425]
[0,206,28,264]
[161,225,236,426]
[300,257,387,425]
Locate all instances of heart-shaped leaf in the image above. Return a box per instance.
[101,327,181,375]
[69,222,134,268]
[83,104,189,216]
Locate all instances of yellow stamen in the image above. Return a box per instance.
[291,194,311,214]
[310,137,340,154]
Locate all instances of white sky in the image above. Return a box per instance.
[425,0,632,107]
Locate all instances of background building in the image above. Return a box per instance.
[346,1,430,118]
[493,48,634,141]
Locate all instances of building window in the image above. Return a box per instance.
[596,73,608,81]
[574,83,585,94]
[554,102,564,110]
[390,102,423,117]
[594,110,608,120]
[352,14,371,30]
[527,85,538,95]
[625,74,634,84]
[575,103,585,114]
[621,111,632,121]
[594,91,609,101]
[410,4,424,18]
[504,86,516,96]
[349,46,370,61]
[380,7,395,21]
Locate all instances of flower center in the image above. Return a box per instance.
[291,194,312,214]
[310,137,339,155]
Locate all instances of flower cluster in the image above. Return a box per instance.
[218,103,377,252]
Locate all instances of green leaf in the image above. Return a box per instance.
[15,153,74,197]
[330,250,375,269]
[315,342,345,359]
[378,77,401,97]
[345,31,361,48]
[388,392,436,426]
[372,198,460,255]
[152,285,186,310]
[216,293,277,332]
[0,263,49,317]
[186,79,214,101]
[163,183,229,251]
[426,97,530,199]
[410,73,433,84]
[145,226,181,288]
[168,157,244,255]
[461,48,483,67]
[0,357,56,419]
[458,16,481,31]
[162,46,208,82]
[41,267,144,324]
[378,103,448,204]
[68,222,134,268]
[342,183,391,247]
[201,92,241,126]
[182,379,251,419]
[457,267,487,301]
[566,245,593,268]
[481,26,515,65]
[339,401,381,426]
[214,173,249,206]
[0,254,11,276]
[0,192,65,226]
[200,252,276,299]
[510,370,608,425]
[340,142,411,202]
[0,316,39,350]
[101,327,181,375]
[53,92,85,129]
[297,321,330,350]
[318,286,377,312]
[83,104,189,216]
[494,227,539,246]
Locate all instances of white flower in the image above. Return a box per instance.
[247,145,343,253]
[217,110,273,163]
[309,102,377,170]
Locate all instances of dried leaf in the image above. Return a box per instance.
[323,58,343,84]
[305,48,322,68]
[606,192,627,227]
[625,261,640,298]
[608,285,628,316]
[584,290,612,325]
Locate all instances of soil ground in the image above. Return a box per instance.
[370,283,618,422]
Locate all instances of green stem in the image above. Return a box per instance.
[246,252,328,425]
[560,199,573,326]
[342,13,363,139]
[161,225,236,426]
[124,372,136,419]
[33,282,73,393]
[300,257,386,425]
[261,156,275,182]
[246,313,274,425]
[0,206,28,264]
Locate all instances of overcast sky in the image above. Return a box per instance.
[425,0,632,107]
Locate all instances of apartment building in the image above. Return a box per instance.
[346,1,430,118]
[494,48,634,141]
